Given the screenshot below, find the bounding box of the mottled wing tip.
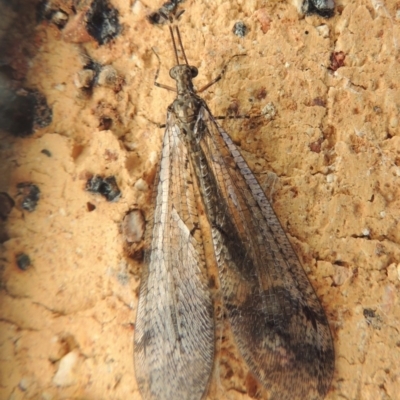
[293,0,335,18]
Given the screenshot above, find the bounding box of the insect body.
[134,23,334,400]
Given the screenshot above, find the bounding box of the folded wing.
[197,106,334,400]
[134,113,214,400]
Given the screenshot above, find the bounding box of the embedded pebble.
[122,209,145,243]
[52,350,80,387]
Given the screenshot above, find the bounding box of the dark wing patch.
[194,106,334,400]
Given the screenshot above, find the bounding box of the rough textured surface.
[0,0,399,399]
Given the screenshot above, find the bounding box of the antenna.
[175,26,189,65]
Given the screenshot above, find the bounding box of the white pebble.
[316,24,330,38]
[52,350,80,387]
[134,178,149,192]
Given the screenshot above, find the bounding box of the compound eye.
[169,66,178,79]
[190,66,198,78]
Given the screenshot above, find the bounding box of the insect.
[134,16,334,400]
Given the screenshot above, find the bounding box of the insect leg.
[197,54,246,93]
[151,47,176,92]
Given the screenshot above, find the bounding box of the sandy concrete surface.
[0,0,399,399]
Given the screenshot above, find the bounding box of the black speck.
[16,183,40,212]
[302,0,334,18]
[16,253,31,270]
[0,192,15,220]
[0,89,52,137]
[86,175,121,202]
[41,149,52,157]
[233,21,248,37]
[147,0,183,25]
[86,175,103,192]
[86,0,121,45]
[363,308,383,330]
[101,176,121,201]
